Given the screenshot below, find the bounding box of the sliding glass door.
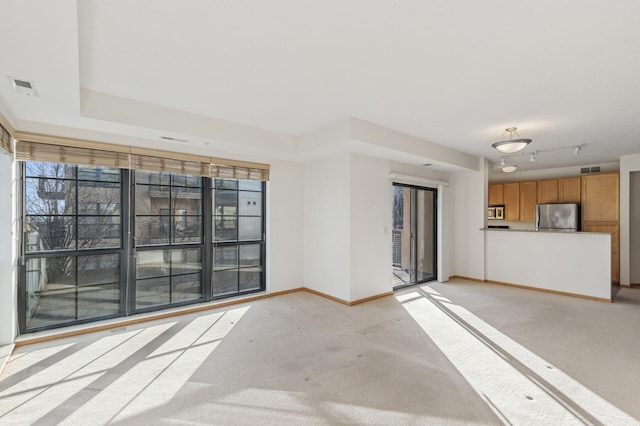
[392,184,436,288]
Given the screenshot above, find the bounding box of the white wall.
[0,154,16,345]
[303,154,351,301]
[267,160,304,293]
[303,152,455,302]
[620,153,640,286]
[631,172,640,284]
[349,154,393,301]
[452,159,488,280]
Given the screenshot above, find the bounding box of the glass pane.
[213,216,238,242]
[78,217,121,249]
[213,270,238,296]
[238,216,262,241]
[136,250,171,279]
[214,179,237,190]
[136,277,170,309]
[78,166,120,182]
[171,216,202,244]
[25,256,76,329]
[213,246,238,271]
[26,162,75,179]
[135,216,170,246]
[26,215,75,251]
[214,190,238,211]
[238,191,262,216]
[25,177,75,215]
[78,184,120,214]
[238,180,262,191]
[172,192,202,215]
[77,254,121,318]
[78,201,121,216]
[172,273,202,302]
[172,174,202,187]
[136,170,170,186]
[416,189,435,282]
[392,186,412,288]
[136,187,170,215]
[239,244,261,267]
[171,248,202,276]
[239,268,262,291]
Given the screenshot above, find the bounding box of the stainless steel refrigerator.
[536,203,580,232]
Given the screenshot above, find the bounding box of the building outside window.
[19,161,267,333]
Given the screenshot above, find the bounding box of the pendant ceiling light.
[499,155,518,173]
[492,127,532,154]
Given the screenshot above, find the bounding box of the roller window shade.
[130,153,210,176]
[14,132,270,180]
[15,141,129,168]
[210,164,270,181]
[1,124,12,154]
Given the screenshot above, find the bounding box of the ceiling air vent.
[8,76,39,97]
[161,136,188,143]
[581,167,590,174]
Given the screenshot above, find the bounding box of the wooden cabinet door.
[488,184,504,206]
[537,179,558,204]
[504,182,520,221]
[519,181,537,221]
[582,222,619,283]
[582,173,619,222]
[558,177,581,203]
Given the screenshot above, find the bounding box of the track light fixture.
[494,143,586,173]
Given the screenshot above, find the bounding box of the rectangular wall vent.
[581,166,602,174]
[8,76,39,97]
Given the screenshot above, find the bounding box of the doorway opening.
[392,184,437,289]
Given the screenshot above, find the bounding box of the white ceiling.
[1,0,639,175]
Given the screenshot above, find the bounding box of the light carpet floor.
[1,279,639,425]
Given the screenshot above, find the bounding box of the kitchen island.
[483,228,613,301]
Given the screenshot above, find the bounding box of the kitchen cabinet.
[519,181,537,221]
[581,172,620,283]
[488,183,504,206]
[582,222,619,283]
[581,173,619,222]
[504,182,520,221]
[558,177,581,203]
[537,179,558,204]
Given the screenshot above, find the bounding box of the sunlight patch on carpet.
[397,286,636,425]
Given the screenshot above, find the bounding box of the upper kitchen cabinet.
[558,177,581,203]
[581,172,620,222]
[519,181,538,221]
[537,179,558,204]
[488,183,504,206]
[504,182,520,221]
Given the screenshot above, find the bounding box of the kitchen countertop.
[480,228,612,235]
